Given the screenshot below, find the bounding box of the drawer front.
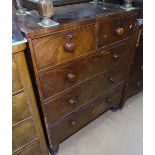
[13,92,31,125]
[13,140,43,155]
[13,118,37,152]
[98,15,136,47]
[12,59,23,93]
[91,83,123,118]
[40,42,131,100]
[45,65,125,124]
[49,83,123,145]
[32,25,96,70]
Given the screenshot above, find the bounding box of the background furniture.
[126,19,143,98]
[17,2,139,154]
[12,43,49,155]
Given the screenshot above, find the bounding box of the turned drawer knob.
[108,76,115,83]
[68,98,77,106]
[67,34,73,39]
[70,120,76,127]
[116,27,125,36]
[106,97,112,103]
[113,53,120,61]
[66,73,76,82]
[64,43,75,53]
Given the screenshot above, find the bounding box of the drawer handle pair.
[66,73,76,82]
[116,27,125,36]
[64,43,75,53]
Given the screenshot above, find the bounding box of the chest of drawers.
[126,19,143,98]
[18,2,139,154]
[12,43,48,155]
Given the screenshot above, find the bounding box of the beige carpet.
[56,92,143,155]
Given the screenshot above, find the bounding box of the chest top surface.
[18,2,139,38]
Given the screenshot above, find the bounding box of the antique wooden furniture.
[126,19,143,98]
[12,43,49,155]
[17,2,139,154]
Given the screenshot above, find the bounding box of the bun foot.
[49,145,59,155]
[111,105,119,112]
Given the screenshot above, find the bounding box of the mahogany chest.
[18,2,139,154]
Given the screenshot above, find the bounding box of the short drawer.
[98,15,136,47]
[44,65,125,124]
[13,118,37,152]
[32,25,96,70]
[13,140,43,155]
[40,42,131,100]
[49,83,123,145]
[12,92,31,125]
[12,59,23,93]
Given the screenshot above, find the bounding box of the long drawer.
[32,25,96,70]
[13,140,43,155]
[98,15,136,48]
[49,83,123,145]
[40,42,131,100]
[12,118,38,153]
[12,92,31,125]
[44,63,125,124]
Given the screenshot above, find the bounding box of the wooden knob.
[67,34,73,39]
[66,73,76,82]
[106,97,112,103]
[108,76,115,83]
[113,53,120,61]
[116,27,125,36]
[68,98,77,106]
[64,43,75,53]
[70,120,76,127]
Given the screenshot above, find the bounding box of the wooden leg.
[111,105,119,112]
[49,145,59,155]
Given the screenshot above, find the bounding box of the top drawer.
[32,25,96,70]
[98,15,136,48]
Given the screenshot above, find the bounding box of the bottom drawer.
[49,83,123,145]
[13,140,43,155]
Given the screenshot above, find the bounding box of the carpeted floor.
[56,92,143,155]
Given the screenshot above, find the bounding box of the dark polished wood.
[127,20,143,98]
[120,19,143,108]
[17,2,139,154]
[12,43,48,155]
